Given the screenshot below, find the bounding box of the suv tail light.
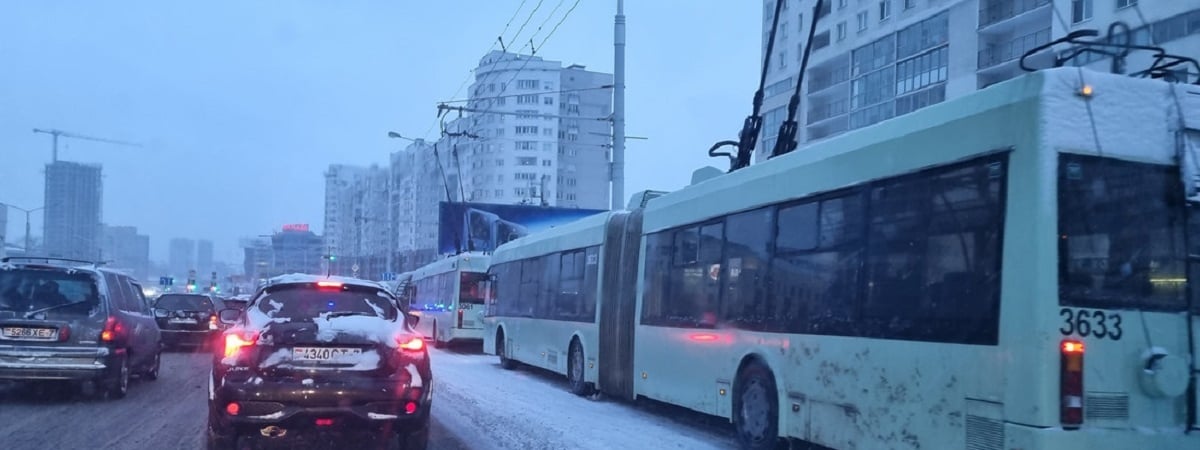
[224,332,258,358]
[398,336,425,352]
[1060,339,1085,428]
[100,316,125,344]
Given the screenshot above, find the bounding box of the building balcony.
[978,27,1051,70]
[978,0,1051,29]
[807,98,849,125]
[808,66,850,94]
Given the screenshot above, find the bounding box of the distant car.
[207,274,430,450]
[0,256,162,399]
[153,293,219,348]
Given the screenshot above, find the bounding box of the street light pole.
[1,203,46,254]
[612,0,627,210]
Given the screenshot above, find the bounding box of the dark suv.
[153,293,218,348]
[0,256,162,398]
[208,275,430,450]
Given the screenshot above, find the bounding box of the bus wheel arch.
[497,326,517,370]
[732,355,781,450]
[567,336,593,396]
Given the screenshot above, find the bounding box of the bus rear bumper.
[1006,422,1199,450]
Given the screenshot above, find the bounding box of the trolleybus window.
[774,193,864,335]
[1058,154,1186,311]
[720,207,775,330]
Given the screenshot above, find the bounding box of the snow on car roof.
[263,273,388,291]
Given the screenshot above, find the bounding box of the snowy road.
[0,346,736,449]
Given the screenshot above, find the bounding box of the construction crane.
[33,128,142,162]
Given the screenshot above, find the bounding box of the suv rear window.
[257,286,397,321]
[0,268,102,318]
[155,294,215,311]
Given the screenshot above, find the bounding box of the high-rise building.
[756,0,1200,159]
[197,239,214,276]
[168,237,196,277]
[323,164,390,277]
[268,228,323,276]
[459,51,613,209]
[43,161,102,260]
[101,225,150,281]
[390,138,457,272]
[240,237,272,281]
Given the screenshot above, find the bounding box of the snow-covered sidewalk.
[429,347,737,450]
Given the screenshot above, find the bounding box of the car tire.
[142,349,161,381]
[205,429,236,450]
[497,331,517,370]
[105,354,130,399]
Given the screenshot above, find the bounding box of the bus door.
[458,272,488,330]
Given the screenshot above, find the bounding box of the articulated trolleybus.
[485,68,1199,450]
[408,252,491,347]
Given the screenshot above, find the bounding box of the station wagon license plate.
[168,318,197,324]
[292,347,361,362]
[2,327,57,340]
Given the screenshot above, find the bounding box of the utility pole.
[612,0,627,210]
[1,204,46,254]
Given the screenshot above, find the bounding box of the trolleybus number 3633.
[1059,308,1123,341]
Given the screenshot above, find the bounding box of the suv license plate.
[292,347,362,361]
[168,318,197,324]
[2,327,58,340]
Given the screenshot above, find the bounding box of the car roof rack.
[1,256,105,269]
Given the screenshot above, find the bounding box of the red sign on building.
[282,223,309,232]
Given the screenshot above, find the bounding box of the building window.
[494,189,503,197]
[838,0,847,9]
[517,79,538,89]
[1071,0,1092,23]
[517,94,539,104]
[542,159,552,167]
[495,128,505,137]
[904,0,916,9]
[543,128,555,136]
[517,157,537,166]
[797,13,803,31]
[516,109,539,120]
[781,22,789,40]
[879,1,890,21]
[1116,0,1136,7]
[543,142,555,152]
[565,177,577,186]
[812,31,831,50]
[515,187,527,196]
[515,126,538,135]
[515,172,538,180]
[543,81,555,90]
[543,97,554,105]
[496,159,504,166]
[857,11,868,31]
[515,141,537,150]
[836,21,847,41]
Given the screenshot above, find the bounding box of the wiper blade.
[24,301,91,319]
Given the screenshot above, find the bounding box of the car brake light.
[399,337,424,352]
[1060,339,1085,428]
[100,316,123,343]
[404,401,418,415]
[316,281,343,290]
[315,418,334,426]
[224,332,258,358]
[226,402,240,415]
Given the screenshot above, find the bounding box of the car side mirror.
[218,308,240,324]
[406,314,420,328]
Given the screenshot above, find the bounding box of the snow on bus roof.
[641,68,1199,233]
[409,251,491,280]
[490,210,620,265]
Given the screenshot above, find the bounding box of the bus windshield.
[1058,154,1187,311]
[460,272,488,304]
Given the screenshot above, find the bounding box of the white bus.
[486,68,1199,449]
[408,252,491,347]
[482,210,634,394]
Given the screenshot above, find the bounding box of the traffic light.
[329,255,337,261]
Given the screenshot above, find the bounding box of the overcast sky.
[0,0,759,263]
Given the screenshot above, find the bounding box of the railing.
[808,65,851,93]
[807,98,850,125]
[978,0,1051,28]
[978,28,1052,69]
